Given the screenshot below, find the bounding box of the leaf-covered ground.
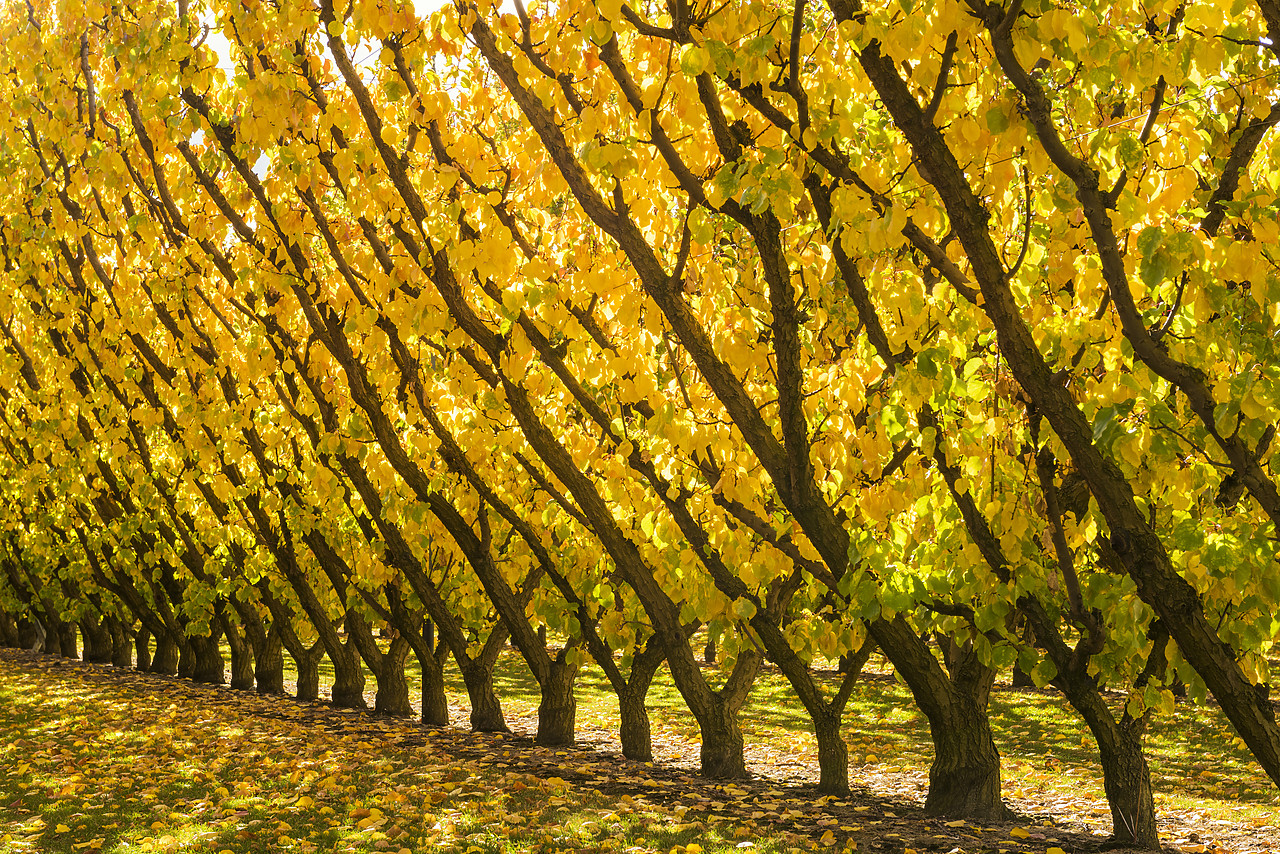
[1,650,1276,854]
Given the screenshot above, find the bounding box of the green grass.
[25,633,1279,851]
[269,637,1280,836]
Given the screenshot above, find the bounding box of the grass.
[0,653,802,854]
[277,637,1280,837]
[4,637,1277,853]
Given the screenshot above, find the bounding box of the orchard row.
[0,0,1278,847]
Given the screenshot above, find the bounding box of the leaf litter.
[1,650,1276,854]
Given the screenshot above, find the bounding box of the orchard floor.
[0,650,1277,854]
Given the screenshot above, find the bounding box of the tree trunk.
[697,696,747,778]
[925,694,1005,818]
[329,643,368,709]
[256,624,286,695]
[0,612,21,647]
[135,627,152,671]
[460,659,508,732]
[419,625,450,727]
[374,636,413,716]
[618,687,654,762]
[1053,663,1161,849]
[814,708,850,796]
[296,648,321,702]
[40,618,61,656]
[189,633,226,685]
[177,638,193,677]
[150,632,179,675]
[536,659,577,746]
[225,621,256,690]
[17,616,41,651]
[923,649,1005,819]
[80,617,113,663]
[57,622,78,659]
[1097,720,1160,848]
[872,618,1007,819]
[108,622,133,665]
[107,617,133,668]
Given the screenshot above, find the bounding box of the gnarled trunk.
[80,617,113,663]
[107,617,133,668]
[225,621,256,690]
[1052,658,1160,849]
[814,709,849,796]
[134,627,152,670]
[924,692,1005,818]
[57,622,78,659]
[697,696,747,778]
[872,618,1006,819]
[150,632,179,675]
[255,623,286,695]
[0,612,19,647]
[536,660,577,746]
[329,642,367,709]
[189,633,226,685]
[618,687,653,762]
[1097,720,1159,848]
[460,658,508,732]
[295,649,321,702]
[373,636,412,716]
[418,626,450,727]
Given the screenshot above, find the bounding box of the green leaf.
[985,106,1009,134]
[680,44,710,76]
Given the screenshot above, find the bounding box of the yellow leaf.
[819,830,836,846]
[56,825,71,833]
[1009,828,1030,838]
[1047,849,1068,854]
[945,820,965,827]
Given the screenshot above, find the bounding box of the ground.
[0,649,1276,853]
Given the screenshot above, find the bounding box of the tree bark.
[135,627,152,671]
[697,694,748,778]
[460,658,508,732]
[874,618,1007,819]
[189,632,226,685]
[373,635,413,716]
[150,632,179,675]
[106,617,133,668]
[295,648,321,702]
[618,686,654,762]
[0,612,19,647]
[329,641,368,709]
[1096,719,1160,848]
[536,659,578,746]
[924,687,1005,818]
[814,707,849,796]
[45,619,66,657]
[80,616,113,663]
[256,623,286,695]
[17,616,42,651]
[419,623,451,727]
[224,619,256,690]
